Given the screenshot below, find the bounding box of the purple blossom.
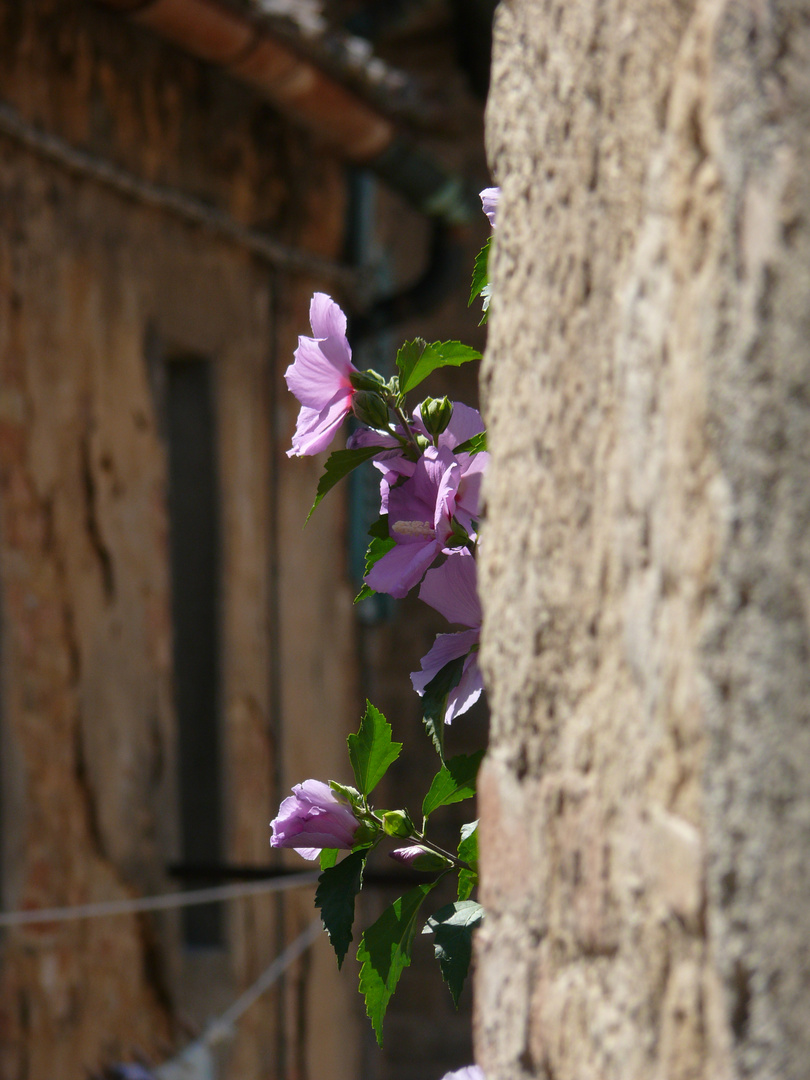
[411,629,482,723]
[417,402,488,526]
[480,186,500,227]
[350,402,488,530]
[362,404,489,600]
[365,446,465,599]
[420,550,481,627]
[381,403,488,522]
[285,293,357,457]
[440,1068,485,1080]
[270,780,361,860]
[388,845,450,872]
[345,427,401,452]
[411,553,483,724]
[389,844,430,866]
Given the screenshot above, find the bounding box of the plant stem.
[417,834,471,871]
[390,400,422,456]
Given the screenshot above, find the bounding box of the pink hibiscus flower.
[411,552,483,724]
[285,293,357,457]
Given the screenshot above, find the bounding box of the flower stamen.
[392,520,436,539]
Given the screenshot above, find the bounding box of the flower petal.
[411,628,480,695]
[480,186,500,227]
[419,552,481,627]
[441,1067,486,1080]
[309,292,348,341]
[442,402,485,449]
[285,336,352,410]
[287,390,354,457]
[445,654,484,723]
[365,537,439,598]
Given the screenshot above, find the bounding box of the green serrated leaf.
[396,339,482,397]
[422,900,485,1007]
[457,867,478,902]
[458,821,479,865]
[457,821,479,901]
[354,533,396,604]
[422,710,445,761]
[315,849,367,968]
[421,654,467,761]
[306,446,387,524]
[358,883,437,1044]
[347,701,402,797]
[394,339,427,392]
[320,848,339,871]
[422,752,484,820]
[367,514,390,540]
[469,237,491,307]
[454,431,487,456]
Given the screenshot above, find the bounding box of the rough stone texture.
[478,2,810,1078]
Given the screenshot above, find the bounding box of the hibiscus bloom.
[440,1068,485,1080]
[270,780,362,860]
[369,402,489,523]
[365,446,466,599]
[285,293,357,457]
[480,186,500,227]
[413,402,488,533]
[411,552,483,724]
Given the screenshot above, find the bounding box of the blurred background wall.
[0,1,492,1077]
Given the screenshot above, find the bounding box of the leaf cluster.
[305,340,481,524]
[312,704,484,1044]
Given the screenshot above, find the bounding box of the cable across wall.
[0,100,358,287]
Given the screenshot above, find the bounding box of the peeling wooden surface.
[0,1,357,1076]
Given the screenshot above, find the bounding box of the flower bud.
[420,396,454,437]
[351,391,391,429]
[389,845,452,872]
[382,809,417,839]
[349,368,388,393]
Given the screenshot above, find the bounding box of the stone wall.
[477,2,810,1078]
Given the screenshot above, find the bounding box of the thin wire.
[207,918,322,1041]
[0,101,357,288]
[0,871,318,928]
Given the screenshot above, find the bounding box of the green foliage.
[358,883,438,1044]
[355,531,396,604]
[454,431,487,456]
[422,752,484,820]
[396,339,482,397]
[329,780,363,808]
[347,702,402,797]
[423,900,484,1007]
[421,654,467,761]
[457,821,479,901]
[367,514,391,540]
[306,446,387,523]
[320,848,339,871]
[315,849,367,968]
[469,237,491,316]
